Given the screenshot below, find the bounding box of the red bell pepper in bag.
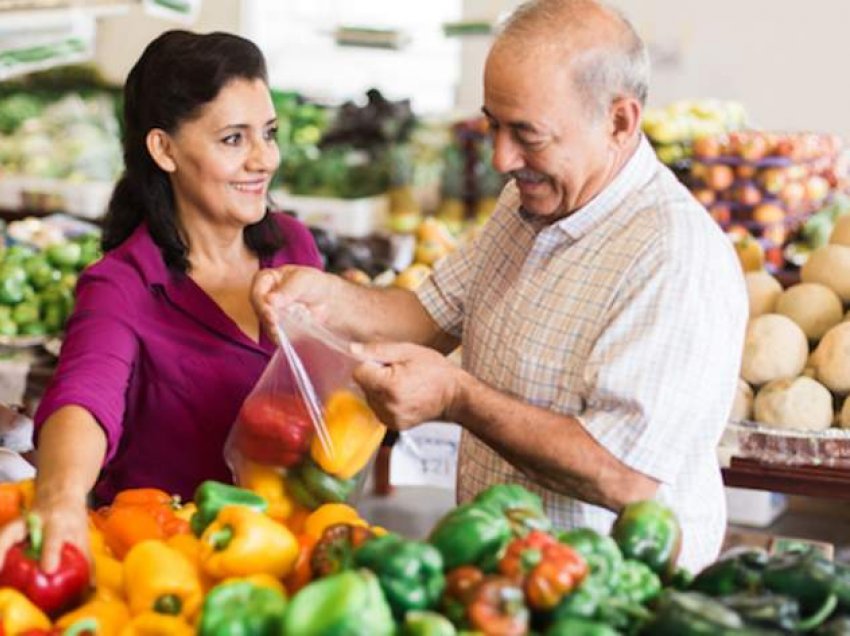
[233,393,314,467]
[0,514,90,616]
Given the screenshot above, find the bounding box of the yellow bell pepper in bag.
[199,505,298,580]
[123,540,203,620]
[239,461,294,521]
[310,390,386,479]
[118,611,194,636]
[57,596,130,635]
[0,588,51,633]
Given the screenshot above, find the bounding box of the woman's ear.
[146,128,177,173]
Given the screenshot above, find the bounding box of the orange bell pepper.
[118,611,194,636]
[0,479,33,527]
[56,596,130,635]
[283,533,316,595]
[93,489,190,559]
[310,390,386,479]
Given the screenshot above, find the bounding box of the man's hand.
[251,266,341,342]
[351,342,465,430]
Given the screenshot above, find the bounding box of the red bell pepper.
[233,393,314,467]
[498,529,588,610]
[0,514,90,617]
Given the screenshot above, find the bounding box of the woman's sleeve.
[34,265,138,463]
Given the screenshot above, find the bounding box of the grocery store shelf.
[0,2,131,30]
[723,457,850,500]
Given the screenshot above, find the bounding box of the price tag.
[390,422,461,490]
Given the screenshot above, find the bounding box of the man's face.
[483,44,615,220]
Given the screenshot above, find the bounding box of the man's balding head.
[493,0,649,120]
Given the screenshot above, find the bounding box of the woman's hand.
[0,493,90,573]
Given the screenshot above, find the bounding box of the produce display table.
[722,457,850,501]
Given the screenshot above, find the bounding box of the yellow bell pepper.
[165,533,215,592]
[118,611,194,636]
[199,505,298,580]
[94,553,126,601]
[310,390,386,479]
[239,461,294,521]
[303,503,367,540]
[57,596,130,635]
[172,502,197,525]
[123,540,203,621]
[89,516,110,558]
[0,587,51,633]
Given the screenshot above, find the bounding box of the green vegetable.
[558,527,623,583]
[197,579,287,636]
[287,457,357,510]
[642,590,747,635]
[546,616,620,636]
[190,480,268,536]
[353,533,445,618]
[428,484,550,572]
[762,548,836,615]
[401,610,457,636]
[690,549,768,597]
[282,569,394,636]
[45,242,81,269]
[611,500,681,581]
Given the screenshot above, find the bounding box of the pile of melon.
[739,215,850,432]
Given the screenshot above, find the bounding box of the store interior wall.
[460,0,850,141]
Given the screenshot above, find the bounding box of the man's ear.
[609,96,641,147]
[146,128,177,173]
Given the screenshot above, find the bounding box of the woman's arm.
[0,405,106,571]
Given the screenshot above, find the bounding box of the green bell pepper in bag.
[287,457,357,510]
[282,569,394,636]
[353,533,445,618]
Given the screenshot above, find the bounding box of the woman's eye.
[222,132,242,145]
[264,126,279,141]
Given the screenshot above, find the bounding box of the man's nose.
[490,129,523,174]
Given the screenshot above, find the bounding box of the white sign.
[390,422,460,490]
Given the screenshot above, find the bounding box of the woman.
[0,30,321,570]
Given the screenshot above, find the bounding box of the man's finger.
[352,358,393,389]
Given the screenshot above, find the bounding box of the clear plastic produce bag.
[225,304,387,509]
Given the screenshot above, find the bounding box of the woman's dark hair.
[102,30,282,271]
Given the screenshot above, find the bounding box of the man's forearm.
[34,406,107,506]
[447,371,658,512]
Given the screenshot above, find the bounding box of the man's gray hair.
[498,0,650,119]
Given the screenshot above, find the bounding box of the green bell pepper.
[401,610,457,636]
[718,591,836,633]
[190,480,268,536]
[283,569,394,636]
[831,561,850,613]
[762,548,837,615]
[642,590,747,635]
[546,616,620,636]
[613,559,662,605]
[552,571,652,633]
[690,549,768,597]
[198,580,287,636]
[353,533,445,619]
[287,457,357,510]
[611,500,681,581]
[816,617,850,635]
[429,484,550,572]
[558,527,623,583]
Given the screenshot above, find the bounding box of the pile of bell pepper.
[2,478,850,635]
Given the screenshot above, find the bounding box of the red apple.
[736,164,757,180]
[779,181,806,209]
[692,135,722,159]
[738,133,769,162]
[734,182,763,207]
[692,188,716,207]
[757,167,787,195]
[804,175,830,202]
[752,202,786,225]
[708,202,731,224]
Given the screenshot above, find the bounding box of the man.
[254,0,747,571]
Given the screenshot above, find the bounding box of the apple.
[761,223,788,247]
[752,203,786,225]
[692,188,716,207]
[738,133,769,162]
[804,175,830,202]
[736,164,757,180]
[779,181,806,209]
[734,182,763,207]
[708,202,731,224]
[692,135,722,159]
[705,164,736,191]
[757,167,787,195]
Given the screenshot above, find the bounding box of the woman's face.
[162,77,280,230]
